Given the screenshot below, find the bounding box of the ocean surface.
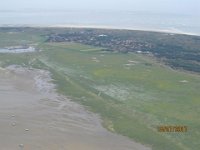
[0,10,199,35]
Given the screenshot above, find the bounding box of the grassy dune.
[0,29,199,150]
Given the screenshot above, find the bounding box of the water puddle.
[0,46,35,53]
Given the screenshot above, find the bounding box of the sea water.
[0,10,199,35]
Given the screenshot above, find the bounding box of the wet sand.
[43,25,199,36]
[0,66,151,150]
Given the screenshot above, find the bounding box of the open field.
[0,28,200,150]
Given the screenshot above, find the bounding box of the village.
[47,29,153,54]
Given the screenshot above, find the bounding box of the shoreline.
[50,24,199,36]
[0,24,199,36]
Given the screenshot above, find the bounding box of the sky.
[0,0,199,15]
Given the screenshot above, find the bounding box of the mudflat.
[0,66,150,150]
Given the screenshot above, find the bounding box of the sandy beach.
[0,66,151,150]
[3,24,197,36]
[47,24,199,36]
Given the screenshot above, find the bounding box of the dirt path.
[0,66,151,150]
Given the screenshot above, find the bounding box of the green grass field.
[0,29,199,150]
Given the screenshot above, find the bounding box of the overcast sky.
[0,0,199,15]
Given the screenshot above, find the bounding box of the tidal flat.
[0,66,150,150]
